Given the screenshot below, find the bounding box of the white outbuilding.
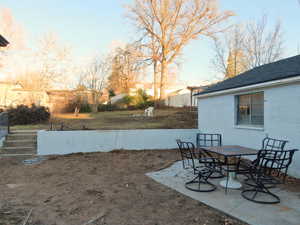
[195,55,300,178]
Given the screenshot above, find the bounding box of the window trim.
[235,91,264,128]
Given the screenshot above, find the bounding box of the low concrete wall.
[37,129,199,155]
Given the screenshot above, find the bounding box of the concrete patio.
[147,161,300,225]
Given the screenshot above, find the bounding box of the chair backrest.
[196,133,222,148]
[176,139,197,169]
[262,137,288,151]
[255,149,298,177]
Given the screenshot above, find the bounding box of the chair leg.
[182,159,185,169]
[241,182,280,204]
[209,164,225,179]
[225,165,229,194]
[185,172,216,192]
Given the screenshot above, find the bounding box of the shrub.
[8,104,50,125]
[132,89,154,109]
[97,103,118,112]
[108,89,116,99]
[122,95,134,106]
[80,103,92,113]
[98,90,155,111]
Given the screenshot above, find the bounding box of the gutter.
[196,76,300,99]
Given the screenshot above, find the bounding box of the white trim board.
[197,76,300,99]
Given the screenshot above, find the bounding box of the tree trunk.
[159,59,167,101]
[153,60,158,101]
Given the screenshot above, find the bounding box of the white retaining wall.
[38,129,199,155]
[197,82,300,178]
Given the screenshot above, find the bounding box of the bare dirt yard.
[0,150,247,225]
[11,108,197,131]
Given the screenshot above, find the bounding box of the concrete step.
[3,139,36,148]
[10,130,38,135]
[0,153,37,157]
[6,133,37,141]
[0,146,36,155]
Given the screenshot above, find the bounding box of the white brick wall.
[38,129,199,155]
[197,82,300,178]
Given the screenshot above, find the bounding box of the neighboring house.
[0,83,101,113]
[129,82,154,96]
[129,82,191,99]
[110,94,127,105]
[165,86,206,107]
[0,81,23,108]
[195,55,300,178]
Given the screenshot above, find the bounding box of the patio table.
[200,145,258,189]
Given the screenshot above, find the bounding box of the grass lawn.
[11,108,197,131]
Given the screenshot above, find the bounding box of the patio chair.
[262,137,288,151]
[144,107,154,117]
[176,139,197,170]
[241,137,289,186]
[241,149,298,204]
[177,140,216,192]
[196,133,224,179]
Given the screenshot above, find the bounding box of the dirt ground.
[0,150,247,225]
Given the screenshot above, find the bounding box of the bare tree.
[107,43,145,94]
[138,34,161,100]
[0,7,26,72]
[35,32,72,89]
[79,55,111,109]
[244,16,283,69]
[0,7,26,51]
[3,32,74,90]
[212,16,284,78]
[80,56,110,91]
[212,25,246,78]
[127,0,233,100]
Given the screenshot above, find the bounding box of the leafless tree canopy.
[127,0,233,99]
[212,25,246,78]
[1,32,73,90]
[107,43,146,94]
[212,16,284,78]
[35,33,72,89]
[244,17,283,68]
[0,7,26,51]
[79,55,111,92]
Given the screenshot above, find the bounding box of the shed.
[195,55,300,178]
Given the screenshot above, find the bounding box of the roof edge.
[196,75,300,99]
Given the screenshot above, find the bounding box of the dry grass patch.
[11,108,197,131]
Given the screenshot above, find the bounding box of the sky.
[0,0,300,86]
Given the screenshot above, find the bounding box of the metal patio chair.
[241,137,289,186]
[262,137,288,151]
[177,140,216,192]
[196,133,224,179]
[176,139,197,170]
[241,149,298,204]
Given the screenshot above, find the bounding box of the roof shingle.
[196,55,300,96]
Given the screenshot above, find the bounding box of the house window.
[236,92,264,127]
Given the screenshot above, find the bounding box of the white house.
[195,55,300,178]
